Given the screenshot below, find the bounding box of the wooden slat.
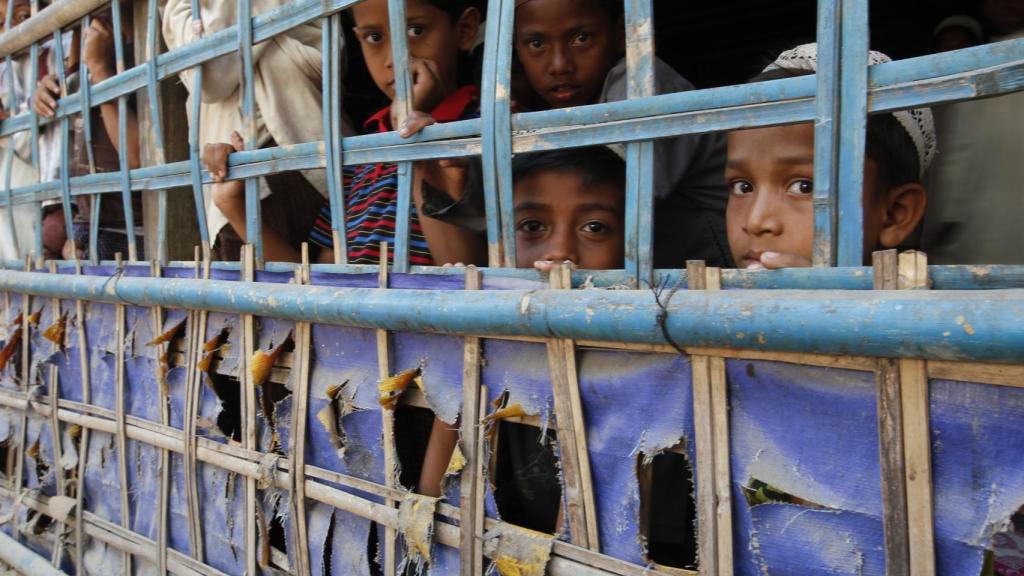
[376,242,397,576]
[113,254,133,572]
[288,246,313,576]
[240,245,259,575]
[71,257,92,573]
[182,251,207,561]
[45,261,67,568]
[926,361,1024,388]
[459,267,483,576]
[546,263,599,549]
[150,259,171,575]
[687,261,717,575]
[704,268,733,575]
[873,249,910,576]
[899,252,935,575]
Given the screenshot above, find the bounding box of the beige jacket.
[163,0,349,239]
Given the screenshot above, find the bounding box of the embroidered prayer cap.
[764,43,937,177]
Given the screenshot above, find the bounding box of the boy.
[203,0,485,266]
[417,147,625,509]
[511,0,729,268]
[726,44,934,269]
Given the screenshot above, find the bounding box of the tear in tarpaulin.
[397,492,440,573]
[378,367,422,410]
[482,523,554,576]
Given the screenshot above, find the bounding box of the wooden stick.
[459,267,483,576]
[240,244,259,575]
[375,242,397,576]
[150,259,170,575]
[13,255,32,546]
[473,386,488,572]
[288,244,312,576]
[872,249,910,576]
[113,253,133,573]
[898,251,935,575]
[181,248,207,561]
[686,261,717,576]
[545,263,599,549]
[45,260,67,568]
[703,267,733,575]
[71,257,92,574]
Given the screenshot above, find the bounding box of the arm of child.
[203,131,303,263]
[417,417,459,497]
[83,18,141,169]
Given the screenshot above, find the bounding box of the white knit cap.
[764,43,937,178]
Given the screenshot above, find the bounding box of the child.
[203,0,486,266]
[34,8,144,260]
[726,44,935,269]
[511,0,729,268]
[417,147,624,513]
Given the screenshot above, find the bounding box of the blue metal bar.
[187,0,210,257]
[110,0,137,260]
[387,0,412,272]
[1,0,18,256]
[0,54,1022,212]
[487,0,515,267]
[623,0,656,284]
[812,0,840,266]
[238,0,260,264]
[146,0,167,263]
[477,0,505,266]
[835,0,868,267]
[52,29,74,257]
[322,14,347,264]
[3,269,1023,362]
[78,14,100,263]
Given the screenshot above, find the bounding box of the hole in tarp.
[322,510,336,575]
[27,510,53,535]
[983,504,1024,576]
[394,405,436,491]
[369,520,383,576]
[268,496,289,569]
[258,334,295,454]
[492,421,562,534]
[742,477,827,509]
[638,449,697,570]
[207,371,242,442]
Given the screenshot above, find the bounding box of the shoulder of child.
[597,56,697,104]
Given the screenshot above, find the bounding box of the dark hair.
[426,0,486,20]
[750,67,920,192]
[512,146,626,191]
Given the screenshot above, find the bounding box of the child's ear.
[878,182,927,248]
[455,7,482,52]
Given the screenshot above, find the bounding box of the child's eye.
[526,39,544,50]
[729,180,754,195]
[581,221,610,235]
[787,180,814,195]
[407,25,425,38]
[363,32,384,44]
[516,219,545,234]
[571,32,592,45]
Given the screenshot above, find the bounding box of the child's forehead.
[728,123,816,152]
[352,0,442,25]
[515,0,614,26]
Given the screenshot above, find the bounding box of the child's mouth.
[548,84,581,103]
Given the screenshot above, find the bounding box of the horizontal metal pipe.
[0,530,68,576]
[0,0,107,56]
[1,269,1022,362]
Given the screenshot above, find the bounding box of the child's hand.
[534,259,576,274]
[748,251,812,269]
[391,58,445,129]
[203,131,246,213]
[34,74,61,117]
[83,18,116,79]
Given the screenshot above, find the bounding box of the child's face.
[0,0,31,32]
[352,0,478,104]
[514,0,621,109]
[514,170,624,270]
[726,123,925,268]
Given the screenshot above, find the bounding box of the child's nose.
[744,193,783,237]
[541,233,578,265]
[549,45,574,75]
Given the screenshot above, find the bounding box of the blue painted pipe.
[1,269,1022,362]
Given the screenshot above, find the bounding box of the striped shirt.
[310,86,480,265]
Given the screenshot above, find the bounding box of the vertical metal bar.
[146,0,167,263]
[494,0,515,267]
[321,14,347,264]
[27,0,40,180]
[238,0,261,264]
[478,0,509,266]
[110,0,138,261]
[813,0,841,267]
[387,0,412,272]
[78,14,101,263]
[624,0,655,284]
[1,0,18,257]
[186,0,210,258]
[51,29,75,258]
[835,0,868,267]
